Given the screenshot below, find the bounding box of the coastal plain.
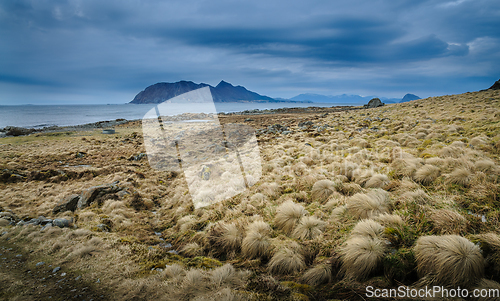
[1,89,500,300]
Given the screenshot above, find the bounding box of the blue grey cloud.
[0,0,498,104]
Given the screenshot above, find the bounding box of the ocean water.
[0,102,340,128]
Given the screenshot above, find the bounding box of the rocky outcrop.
[364,98,385,109]
[77,181,123,209]
[1,126,36,137]
[53,194,80,214]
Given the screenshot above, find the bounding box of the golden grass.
[267,245,306,275]
[345,189,391,219]
[300,263,332,286]
[274,201,306,235]
[292,216,325,240]
[340,236,387,281]
[414,235,484,287]
[429,209,467,235]
[242,221,272,259]
[311,179,337,203]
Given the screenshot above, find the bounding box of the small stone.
[41,223,53,231]
[36,262,45,267]
[95,223,110,232]
[61,272,66,276]
[75,275,81,281]
[52,267,61,273]
[53,218,71,228]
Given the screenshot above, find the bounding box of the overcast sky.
[0,0,499,104]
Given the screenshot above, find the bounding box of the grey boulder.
[364,98,385,109]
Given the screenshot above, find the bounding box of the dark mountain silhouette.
[400,93,421,103]
[130,80,278,104]
[489,79,500,90]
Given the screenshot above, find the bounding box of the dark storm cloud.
[0,0,498,104]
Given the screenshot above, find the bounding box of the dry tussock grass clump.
[267,245,306,275]
[374,213,404,227]
[472,232,500,277]
[351,138,370,148]
[323,196,345,212]
[475,159,498,174]
[163,263,185,278]
[209,222,243,254]
[180,242,203,257]
[446,168,474,187]
[292,216,325,240]
[249,193,267,207]
[473,279,500,301]
[311,179,337,203]
[414,235,484,287]
[260,182,282,199]
[353,169,374,187]
[66,244,97,259]
[176,215,199,233]
[77,211,97,223]
[429,209,468,235]
[340,236,387,281]
[338,182,363,196]
[338,161,359,181]
[300,263,332,286]
[65,228,91,240]
[364,174,390,188]
[391,158,422,178]
[425,156,445,167]
[350,219,385,239]
[210,263,250,290]
[345,189,390,219]
[295,174,318,191]
[470,135,489,147]
[439,145,466,158]
[414,164,441,185]
[274,201,306,235]
[242,221,272,259]
[174,269,210,300]
[401,189,432,206]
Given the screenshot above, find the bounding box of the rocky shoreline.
[0,104,367,138]
[0,118,131,138]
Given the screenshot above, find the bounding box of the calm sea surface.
[0,103,342,128]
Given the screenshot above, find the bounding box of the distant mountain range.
[290,93,420,104]
[130,80,419,105]
[130,80,309,104]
